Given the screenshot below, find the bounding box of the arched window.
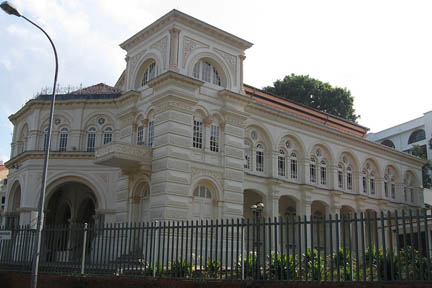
[338,164,344,189]
[141,61,158,86]
[193,118,203,149]
[87,127,97,152]
[320,160,327,185]
[137,125,144,145]
[192,184,214,219]
[384,176,389,198]
[381,139,395,148]
[193,185,212,199]
[43,127,49,151]
[347,167,353,191]
[193,60,221,86]
[310,158,317,183]
[278,149,286,177]
[210,124,220,152]
[244,140,251,170]
[370,172,375,195]
[59,128,68,152]
[103,127,113,144]
[362,170,367,194]
[256,144,264,172]
[147,119,155,148]
[391,177,396,199]
[290,152,298,180]
[408,129,426,144]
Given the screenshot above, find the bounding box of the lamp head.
[1,1,21,17]
[250,204,257,210]
[256,202,264,210]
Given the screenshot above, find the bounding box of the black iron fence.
[1,209,432,281]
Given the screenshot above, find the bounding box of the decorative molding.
[129,49,148,73]
[214,48,237,85]
[155,101,194,114]
[182,36,209,68]
[191,167,223,184]
[150,36,169,69]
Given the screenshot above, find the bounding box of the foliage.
[263,74,359,122]
[331,248,353,280]
[411,144,432,188]
[205,258,221,278]
[169,258,191,277]
[268,253,298,280]
[363,245,431,280]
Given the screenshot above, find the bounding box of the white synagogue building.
[2,10,424,228]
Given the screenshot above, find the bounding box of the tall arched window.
[391,177,396,199]
[210,124,220,152]
[384,175,389,198]
[244,140,251,170]
[43,127,49,151]
[137,125,144,145]
[59,128,68,152]
[141,61,158,86]
[290,152,298,180]
[87,127,97,152]
[193,60,221,86]
[278,149,286,177]
[256,144,264,172]
[370,172,375,195]
[347,167,353,191]
[338,164,344,189]
[362,170,367,194]
[320,160,327,185]
[310,158,317,183]
[193,118,203,149]
[103,127,113,144]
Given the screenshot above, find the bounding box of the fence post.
[153,221,159,278]
[81,223,88,275]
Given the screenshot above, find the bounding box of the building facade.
[368,111,432,206]
[2,10,424,229]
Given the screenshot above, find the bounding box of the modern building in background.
[368,111,432,207]
[2,10,424,230]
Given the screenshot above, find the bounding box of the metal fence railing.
[1,209,432,281]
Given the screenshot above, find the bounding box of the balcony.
[94,142,152,170]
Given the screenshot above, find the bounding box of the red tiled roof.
[243,84,369,138]
[71,83,121,95]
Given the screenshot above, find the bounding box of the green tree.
[411,144,432,189]
[263,74,359,122]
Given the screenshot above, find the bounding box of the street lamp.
[1,2,58,288]
[250,202,264,279]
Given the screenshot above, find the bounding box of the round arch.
[81,111,117,131]
[132,51,163,90]
[275,132,306,156]
[307,142,335,164]
[186,50,232,89]
[45,174,106,211]
[7,180,21,213]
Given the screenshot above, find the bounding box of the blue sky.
[1,0,431,162]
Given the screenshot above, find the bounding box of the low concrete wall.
[1,272,432,288]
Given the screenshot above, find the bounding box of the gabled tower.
[114,10,253,221]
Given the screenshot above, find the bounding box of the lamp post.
[1,2,58,288]
[250,202,264,279]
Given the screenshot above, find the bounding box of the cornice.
[5,151,95,168]
[246,102,424,167]
[148,70,203,91]
[120,10,253,52]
